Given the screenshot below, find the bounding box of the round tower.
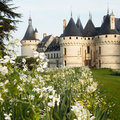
[96,13,120,69]
[21,17,40,57]
[60,17,83,67]
[82,15,96,68]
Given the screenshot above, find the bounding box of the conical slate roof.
[22,17,36,40]
[99,14,118,35]
[82,19,96,37]
[76,18,83,35]
[62,17,81,37]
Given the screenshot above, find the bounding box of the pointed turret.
[22,17,36,40]
[62,17,81,37]
[82,17,96,37]
[99,14,118,35]
[76,17,83,35]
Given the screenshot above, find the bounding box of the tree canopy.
[0,0,21,55]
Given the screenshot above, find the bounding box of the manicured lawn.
[92,69,120,120]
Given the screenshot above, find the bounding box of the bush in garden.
[0,40,109,120]
[111,69,120,76]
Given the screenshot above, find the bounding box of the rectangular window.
[64,60,67,66]
[54,53,55,58]
[99,47,101,54]
[48,62,50,68]
[87,46,90,54]
[99,60,101,68]
[51,54,53,58]
[48,54,49,59]
[57,53,58,58]
[64,48,66,55]
[56,60,59,67]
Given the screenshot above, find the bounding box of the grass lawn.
[92,69,120,120]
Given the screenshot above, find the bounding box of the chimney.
[110,12,115,30]
[63,19,66,32]
[43,33,47,38]
[34,28,39,39]
[56,36,59,43]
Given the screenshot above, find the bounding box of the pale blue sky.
[12,0,120,55]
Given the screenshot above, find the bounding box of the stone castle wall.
[21,40,40,57]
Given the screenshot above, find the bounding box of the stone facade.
[21,13,120,69]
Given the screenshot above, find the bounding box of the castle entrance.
[85,60,91,67]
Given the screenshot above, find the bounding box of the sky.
[11,0,120,55]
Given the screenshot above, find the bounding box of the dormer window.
[76,37,78,39]
[69,37,71,39]
[105,35,108,38]
[114,35,116,38]
[88,38,90,40]
[63,37,65,40]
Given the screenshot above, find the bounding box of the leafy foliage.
[0,0,21,55]
[0,41,109,119]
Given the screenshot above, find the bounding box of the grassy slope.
[92,69,120,120]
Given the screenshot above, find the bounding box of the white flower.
[34,51,39,58]
[23,65,28,71]
[48,102,54,107]
[3,88,8,93]
[43,62,48,69]
[10,60,15,64]
[22,58,26,64]
[0,66,8,75]
[39,52,46,60]
[17,85,23,91]
[4,113,12,120]
[4,80,9,85]
[71,102,91,120]
[29,95,35,100]
[0,93,3,101]
[4,55,10,60]
[37,67,44,72]
[86,82,98,93]
[0,82,4,86]
[90,116,95,120]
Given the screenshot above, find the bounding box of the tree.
[0,0,21,55]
